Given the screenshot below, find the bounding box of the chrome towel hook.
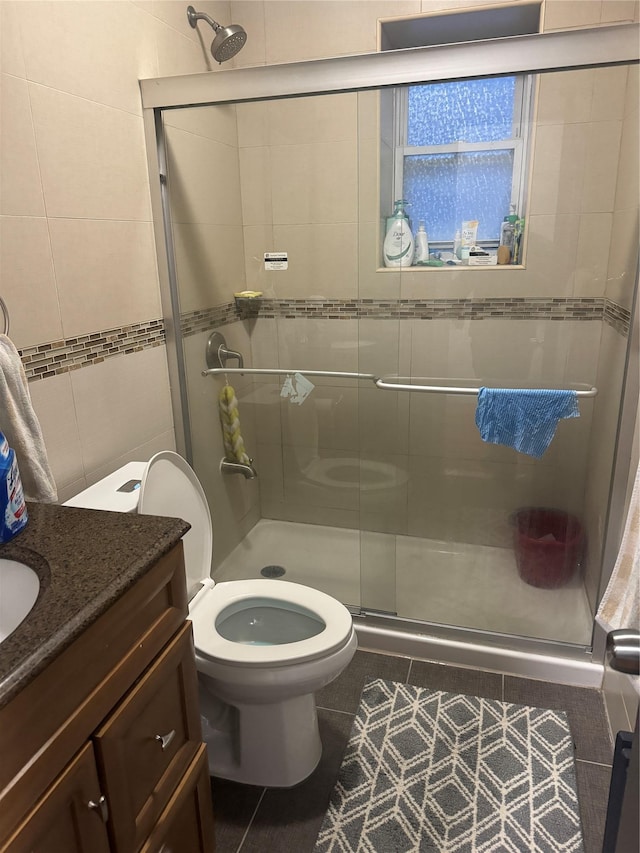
[0,297,9,336]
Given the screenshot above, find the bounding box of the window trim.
[392,74,535,245]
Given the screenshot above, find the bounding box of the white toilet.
[65,451,357,787]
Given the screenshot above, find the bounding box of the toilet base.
[199,681,323,787]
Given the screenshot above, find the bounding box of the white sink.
[0,558,40,643]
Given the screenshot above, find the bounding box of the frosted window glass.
[404,151,514,242]
[407,78,516,145]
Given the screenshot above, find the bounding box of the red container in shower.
[512,508,584,589]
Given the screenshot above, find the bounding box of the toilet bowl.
[65,452,357,788]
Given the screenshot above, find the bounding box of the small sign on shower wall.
[264,252,288,270]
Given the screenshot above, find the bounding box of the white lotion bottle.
[383,200,415,267]
[414,221,430,264]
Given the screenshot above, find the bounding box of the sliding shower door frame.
[141,23,639,674]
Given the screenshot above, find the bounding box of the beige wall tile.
[543,0,602,30]
[283,446,360,511]
[152,12,220,76]
[1,74,45,216]
[86,429,177,488]
[0,216,62,348]
[535,70,594,126]
[270,223,359,299]
[614,107,640,212]
[242,224,276,293]
[239,146,273,226]
[49,219,161,338]
[599,0,639,23]
[70,346,173,475]
[523,214,580,295]
[277,318,360,378]
[19,1,157,116]
[167,126,242,225]
[591,66,628,121]
[359,388,410,455]
[228,0,267,68]
[164,103,239,147]
[358,222,401,300]
[606,207,639,307]
[29,84,152,221]
[133,0,232,41]
[270,140,358,225]
[237,101,270,148]
[29,372,83,492]
[1,2,26,77]
[173,222,246,312]
[529,123,588,215]
[280,385,360,452]
[574,212,613,297]
[581,120,623,213]
[263,0,419,63]
[267,93,358,146]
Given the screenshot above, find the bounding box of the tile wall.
[1,0,637,660]
[1,0,236,501]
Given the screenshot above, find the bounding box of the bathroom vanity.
[0,503,215,852]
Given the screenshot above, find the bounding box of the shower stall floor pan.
[213,519,593,648]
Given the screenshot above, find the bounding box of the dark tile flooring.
[210,650,614,853]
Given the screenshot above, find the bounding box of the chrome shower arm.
[187,6,222,32]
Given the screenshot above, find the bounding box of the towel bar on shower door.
[202,366,598,398]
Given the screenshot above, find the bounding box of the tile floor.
[210,650,614,853]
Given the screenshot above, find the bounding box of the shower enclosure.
[141,23,639,674]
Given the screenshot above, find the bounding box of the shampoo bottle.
[0,431,27,543]
[414,221,430,264]
[383,200,415,268]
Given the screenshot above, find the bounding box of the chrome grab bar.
[202,366,598,398]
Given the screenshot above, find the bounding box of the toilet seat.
[139,451,213,596]
[139,452,353,667]
[190,579,354,667]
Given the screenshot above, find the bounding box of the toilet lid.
[139,451,213,594]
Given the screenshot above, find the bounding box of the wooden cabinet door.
[94,622,203,853]
[1,743,110,853]
[139,744,215,853]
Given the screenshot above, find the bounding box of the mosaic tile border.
[20,319,165,382]
[18,297,630,382]
[181,296,629,331]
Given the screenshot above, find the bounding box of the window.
[392,75,533,248]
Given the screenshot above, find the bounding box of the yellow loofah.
[218,384,251,465]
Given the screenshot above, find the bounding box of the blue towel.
[475,388,580,458]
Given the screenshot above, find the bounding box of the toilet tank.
[64,462,146,513]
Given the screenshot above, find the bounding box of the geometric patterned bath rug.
[314,678,584,853]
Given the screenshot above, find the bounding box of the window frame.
[392,74,535,248]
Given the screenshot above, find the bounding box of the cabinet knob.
[87,794,109,823]
[155,729,176,751]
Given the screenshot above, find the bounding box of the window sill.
[375,264,525,272]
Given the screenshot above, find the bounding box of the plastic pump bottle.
[414,221,430,265]
[383,200,415,268]
[499,204,519,260]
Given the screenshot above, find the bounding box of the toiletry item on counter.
[498,205,519,264]
[453,229,462,260]
[468,247,498,266]
[460,220,479,263]
[0,430,27,542]
[414,221,430,264]
[383,200,415,267]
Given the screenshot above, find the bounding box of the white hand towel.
[0,334,57,502]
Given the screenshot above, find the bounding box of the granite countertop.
[0,502,189,710]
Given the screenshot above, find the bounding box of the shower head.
[187,5,247,63]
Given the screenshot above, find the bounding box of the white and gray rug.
[315,678,584,852]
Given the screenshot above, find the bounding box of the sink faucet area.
[0,559,40,643]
